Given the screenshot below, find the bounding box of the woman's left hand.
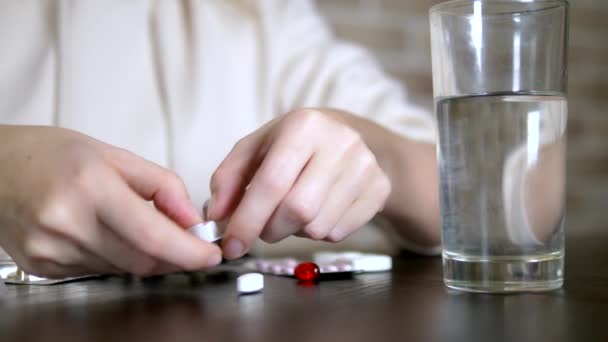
[206,109,391,259]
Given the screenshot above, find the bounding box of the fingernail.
[207,193,216,219]
[223,238,246,259]
[190,203,203,223]
[207,253,223,267]
[202,199,210,221]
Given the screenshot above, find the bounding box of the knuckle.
[350,150,379,183]
[284,197,319,224]
[36,194,75,235]
[287,109,325,130]
[358,152,378,177]
[257,173,287,199]
[356,146,377,171]
[70,160,105,196]
[325,230,346,243]
[21,235,83,274]
[161,169,185,191]
[291,108,322,121]
[302,223,328,241]
[338,125,362,147]
[22,237,52,263]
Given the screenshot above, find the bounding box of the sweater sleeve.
[260,0,436,143]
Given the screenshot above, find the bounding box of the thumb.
[104,147,202,228]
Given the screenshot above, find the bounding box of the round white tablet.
[237,273,264,294]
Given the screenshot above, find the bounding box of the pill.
[294,262,320,282]
[325,265,339,273]
[285,266,295,275]
[188,221,223,243]
[256,260,270,268]
[338,264,354,272]
[271,264,283,275]
[284,258,298,267]
[237,273,264,294]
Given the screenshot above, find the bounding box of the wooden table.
[1,233,607,342]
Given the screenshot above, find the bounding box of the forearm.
[328,109,441,247]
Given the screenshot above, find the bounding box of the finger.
[78,219,169,276]
[324,173,391,243]
[292,176,362,241]
[105,147,201,227]
[149,262,182,276]
[221,132,315,259]
[97,174,223,271]
[25,260,95,279]
[34,178,166,277]
[260,149,343,243]
[22,231,119,277]
[207,120,278,221]
[293,146,379,240]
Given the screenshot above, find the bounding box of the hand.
[207,109,392,259]
[0,126,222,278]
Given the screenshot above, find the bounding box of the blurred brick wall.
[316,0,608,234]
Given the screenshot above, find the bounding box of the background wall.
[315,0,608,235]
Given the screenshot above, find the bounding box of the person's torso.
[0,0,275,207]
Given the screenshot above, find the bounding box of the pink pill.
[256,261,271,273]
[338,264,354,272]
[284,259,298,267]
[325,265,339,273]
[271,265,283,274]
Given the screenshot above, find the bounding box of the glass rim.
[430,0,569,16]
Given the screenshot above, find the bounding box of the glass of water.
[430,0,569,292]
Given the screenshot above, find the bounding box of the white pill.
[352,254,392,272]
[237,273,264,294]
[188,221,223,243]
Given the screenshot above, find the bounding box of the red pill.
[294,262,320,282]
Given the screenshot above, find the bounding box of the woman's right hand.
[0,125,222,278]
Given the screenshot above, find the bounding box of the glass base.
[443,252,564,293]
